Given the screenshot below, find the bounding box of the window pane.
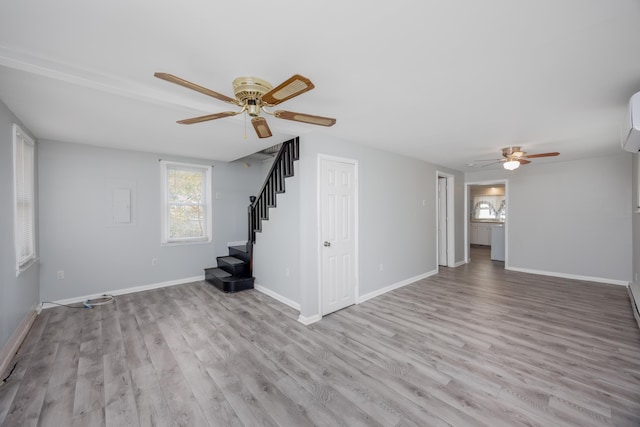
[14,124,36,269]
[476,208,494,219]
[168,168,204,204]
[169,205,206,239]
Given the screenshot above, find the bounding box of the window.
[473,201,496,220]
[160,161,212,244]
[472,195,506,221]
[13,124,36,272]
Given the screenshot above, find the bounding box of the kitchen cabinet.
[470,222,493,245]
[490,224,505,261]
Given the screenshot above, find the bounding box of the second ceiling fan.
[155,72,336,138]
[474,146,560,170]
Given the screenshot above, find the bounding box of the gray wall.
[295,134,465,318]
[38,140,263,301]
[466,154,633,283]
[451,170,467,263]
[0,100,40,352]
[253,161,301,304]
[249,134,466,316]
[631,153,639,313]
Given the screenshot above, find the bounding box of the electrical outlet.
[379,264,384,272]
[57,270,64,280]
[152,259,158,266]
[285,267,290,277]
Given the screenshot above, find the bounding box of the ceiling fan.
[473,146,560,170]
[154,72,336,138]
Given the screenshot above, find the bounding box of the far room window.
[473,201,495,220]
[160,160,212,244]
[14,124,36,272]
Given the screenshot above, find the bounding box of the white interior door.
[438,177,448,266]
[320,157,357,316]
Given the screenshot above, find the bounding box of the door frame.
[436,171,456,268]
[464,179,509,266]
[317,154,359,317]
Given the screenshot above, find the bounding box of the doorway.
[319,155,358,316]
[437,172,455,268]
[465,180,508,266]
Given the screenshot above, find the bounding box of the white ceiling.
[1,1,639,171]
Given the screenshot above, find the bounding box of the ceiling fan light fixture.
[247,99,260,117]
[503,160,520,170]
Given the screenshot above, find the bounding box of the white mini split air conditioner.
[622,92,640,152]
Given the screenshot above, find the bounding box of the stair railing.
[247,137,299,248]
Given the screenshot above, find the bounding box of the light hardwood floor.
[1,247,639,426]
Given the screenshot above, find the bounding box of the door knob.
[324,241,331,247]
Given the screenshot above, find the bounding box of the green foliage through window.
[161,161,212,243]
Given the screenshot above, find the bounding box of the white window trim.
[13,124,37,275]
[160,160,213,245]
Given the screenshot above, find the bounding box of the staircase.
[204,137,300,293]
[247,137,299,243]
[204,245,254,293]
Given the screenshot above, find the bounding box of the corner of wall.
[297,313,322,325]
[627,284,640,331]
[0,307,38,379]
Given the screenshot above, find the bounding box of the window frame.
[160,160,213,245]
[13,124,37,274]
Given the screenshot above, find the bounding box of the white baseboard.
[0,306,38,379]
[298,314,322,325]
[357,269,439,305]
[296,270,439,326]
[254,284,301,311]
[40,275,204,310]
[452,260,467,267]
[506,267,628,286]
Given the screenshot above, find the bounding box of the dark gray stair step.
[217,256,249,276]
[204,267,231,279]
[204,267,254,293]
[218,256,244,266]
[229,246,251,263]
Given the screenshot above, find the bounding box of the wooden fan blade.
[154,72,238,105]
[261,75,315,105]
[251,117,272,138]
[481,160,504,167]
[523,152,560,158]
[472,158,502,163]
[274,110,336,126]
[177,111,239,124]
[518,159,532,165]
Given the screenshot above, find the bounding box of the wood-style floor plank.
[1,246,639,426]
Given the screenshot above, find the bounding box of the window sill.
[16,257,39,277]
[161,239,212,247]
